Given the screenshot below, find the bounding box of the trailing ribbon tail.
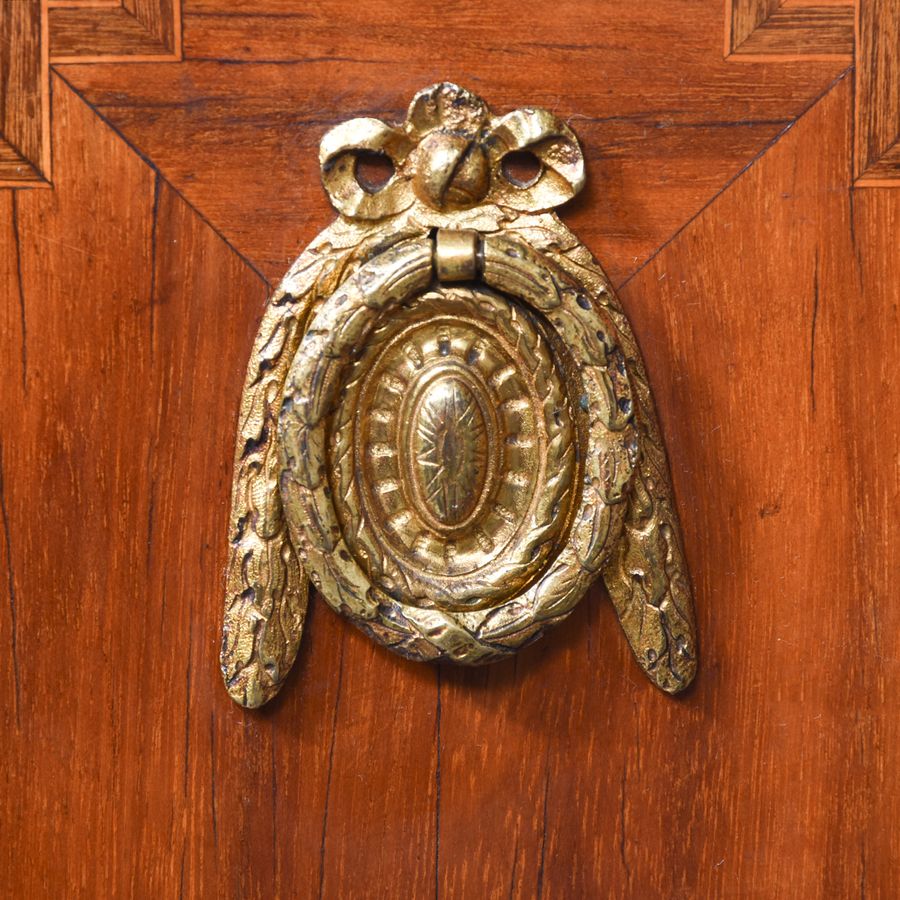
[221,237,358,708]
[221,293,310,708]
[601,342,698,694]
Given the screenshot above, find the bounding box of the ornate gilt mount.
[221,83,697,708]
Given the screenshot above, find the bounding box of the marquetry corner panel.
[0,2,50,187]
[0,0,181,188]
[48,0,182,62]
[726,0,900,185]
[854,0,900,184]
[1,0,896,190]
[726,0,855,59]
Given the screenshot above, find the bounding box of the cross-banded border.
[726,0,900,185]
[854,0,900,184]
[1,1,895,188]
[49,0,181,62]
[0,0,181,188]
[726,0,854,59]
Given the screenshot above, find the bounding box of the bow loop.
[319,118,415,219]
[317,86,586,219]
[485,107,585,211]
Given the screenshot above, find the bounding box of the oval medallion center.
[409,374,490,528]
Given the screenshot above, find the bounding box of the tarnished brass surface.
[434,229,479,281]
[221,83,698,708]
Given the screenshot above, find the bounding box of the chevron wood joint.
[855,0,900,184]
[726,0,900,185]
[0,0,181,187]
[726,0,855,58]
[2,1,900,896]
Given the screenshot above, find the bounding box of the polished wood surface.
[727,0,854,57]
[856,0,900,183]
[1,1,899,897]
[49,0,181,61]
[0,1,49,186]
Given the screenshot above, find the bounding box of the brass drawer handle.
[221,83,697,708]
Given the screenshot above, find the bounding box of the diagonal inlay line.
[52,68,270,288]
[618,66,852,292]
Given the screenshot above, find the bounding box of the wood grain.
[0,0,50,187]
[49,0,181,61]
[47,0,121,8]
[3,2,900,898]
[727,0,853,58]
[0,0,183,192]
[843,185,900,894]
[725,0,899,185]
[614,73,887,897]
[855,0,900,184]
[729,0,782,49]
[58,0,847,288]
[436,73,900,897]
